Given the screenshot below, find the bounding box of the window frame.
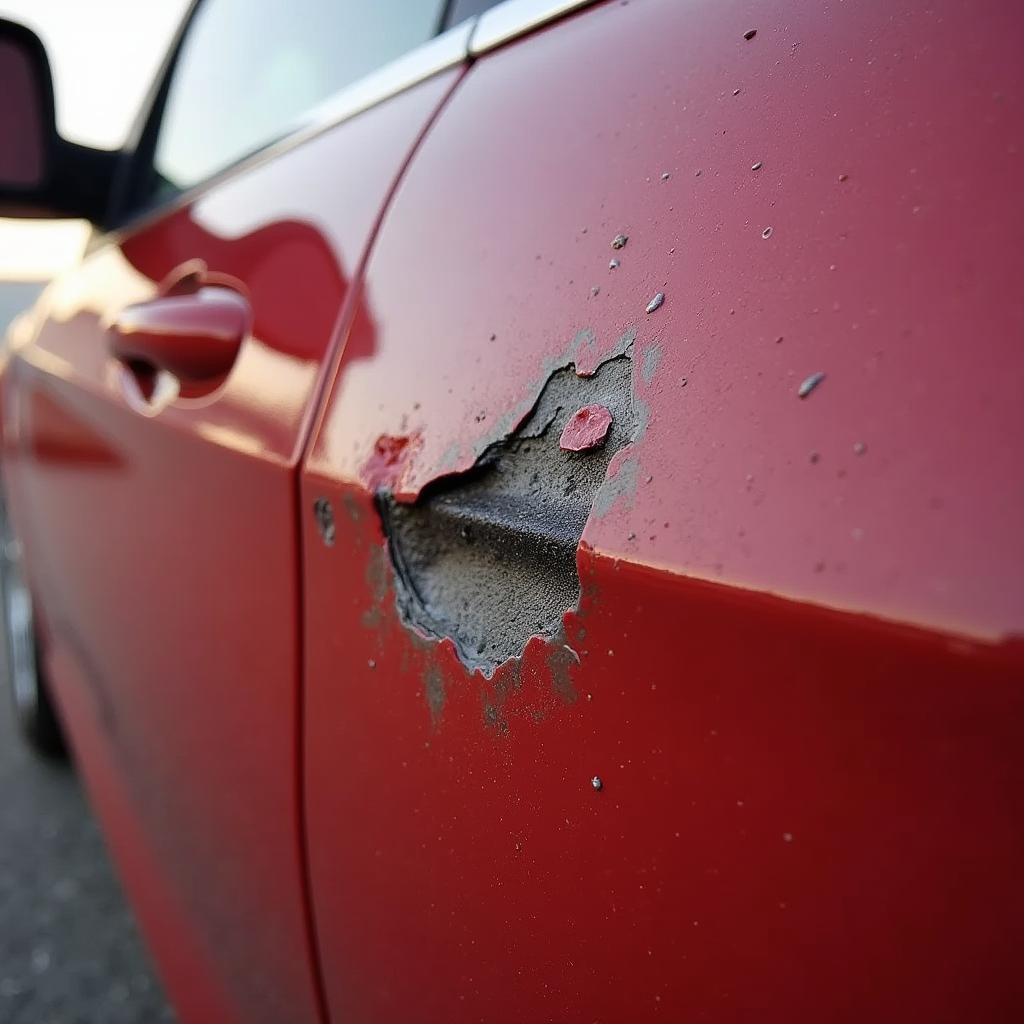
[102,0,598,237]
[106,0,455,231]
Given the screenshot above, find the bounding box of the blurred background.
[1,5,188,1020]
[0,0,189,328]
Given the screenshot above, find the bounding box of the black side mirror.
[0,18,118,223]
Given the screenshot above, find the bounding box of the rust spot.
[559,404,612,452]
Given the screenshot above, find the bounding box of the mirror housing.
[0,18,118,223]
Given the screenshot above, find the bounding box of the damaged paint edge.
[375,335,644,683]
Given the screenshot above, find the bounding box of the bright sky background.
[0,0,190,279]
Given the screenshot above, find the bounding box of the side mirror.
[0,18,117,223]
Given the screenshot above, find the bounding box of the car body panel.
[2,68,461,1024]
[300,0,1024,1020]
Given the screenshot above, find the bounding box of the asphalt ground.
[0,693,175,1023]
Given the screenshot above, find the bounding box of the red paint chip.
[560,404,613,451]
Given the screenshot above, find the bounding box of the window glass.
[443,0,505,30]
[153,0,444,194]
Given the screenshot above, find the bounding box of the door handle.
[109,284,250,389]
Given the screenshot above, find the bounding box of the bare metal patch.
[377,347,640,676]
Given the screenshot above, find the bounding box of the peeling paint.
[798,371,826,399]
[645,292,665,315]
[377,345,641,676]
[313,498,336,547]
[592,453,640,518]
[641,345,663,384]
[559,404,613,451]
[548,641,581,704]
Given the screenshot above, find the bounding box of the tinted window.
[153,0,444,194]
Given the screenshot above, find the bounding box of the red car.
[1,0,1022,1020]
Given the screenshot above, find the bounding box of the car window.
[443,0,506,30]
[151,0,445,198]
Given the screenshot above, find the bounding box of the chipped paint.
[313,498,336,547]
[547,640,581,704]
[559,404,613,452]
[377,346,641,676]
[645,292,665,314]
[798,371,826,399]
[641,344,663,384]
[592,452,640,519]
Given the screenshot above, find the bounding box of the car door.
[4,0,462,1020]
[299,0,1024,1021]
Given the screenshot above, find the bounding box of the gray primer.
[378,349,639,676]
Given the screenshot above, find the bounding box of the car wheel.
[0,487,65,758]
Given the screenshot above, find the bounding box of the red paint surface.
[559,403,612,451]
[301,1,1024,1021]
[2,70,460,1023]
